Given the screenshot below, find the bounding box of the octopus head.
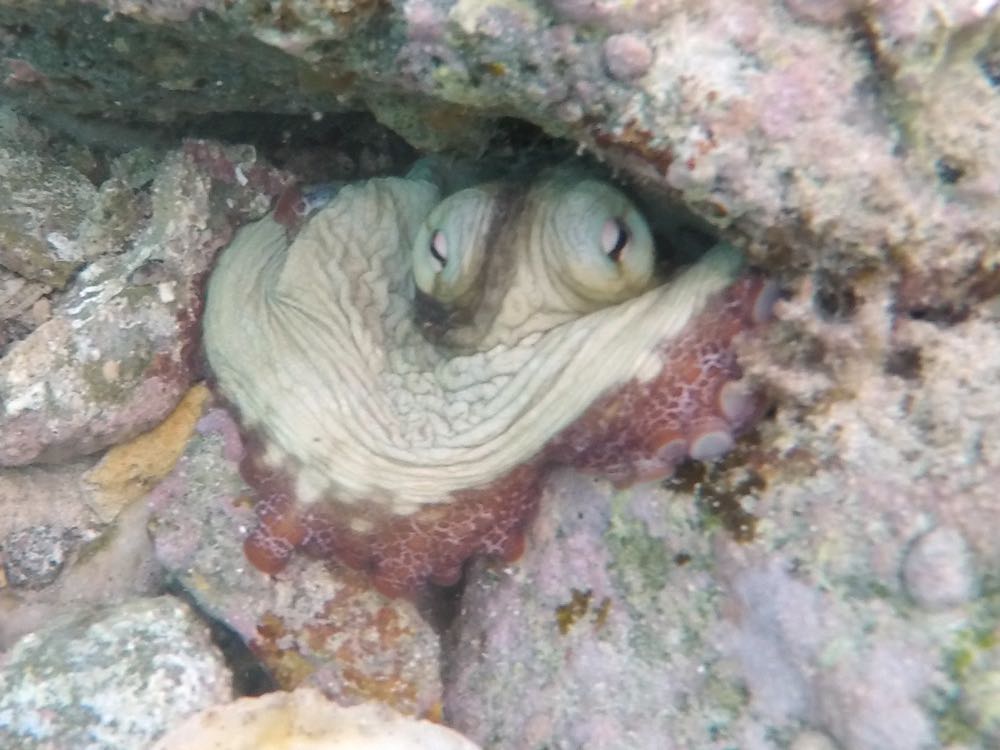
[411,172,656,349]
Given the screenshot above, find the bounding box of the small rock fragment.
[0,147,95,287]
[603,33,654,81]
[1,524,69,588]
[0,495,161,649]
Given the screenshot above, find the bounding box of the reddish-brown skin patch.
[272,184,308,228]
[240,458,544,598]
[239,431,308,575]
[238,273,774,597]
[547,275,768,484]
[368,463,544,595]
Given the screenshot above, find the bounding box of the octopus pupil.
[429,229,448,269]
[607,218,630,263]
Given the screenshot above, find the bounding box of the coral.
[1,524,71,589]
[203,168,774,594]
[602,33,655,81]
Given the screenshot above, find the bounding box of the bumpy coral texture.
[203,168,773,596]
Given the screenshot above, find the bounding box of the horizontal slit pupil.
[430,230,447,268]
[608,218,629,262]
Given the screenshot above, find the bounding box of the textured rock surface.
[446,471,728,750]
[1,0,998,314]
[0,124,289,649]
[445,279,1000,749]
[0,386,211,647]
[0,131,284,468]
[151,688,482,750]
[149,404,444,716]
[0,596,232,750]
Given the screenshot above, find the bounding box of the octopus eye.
[429,230,448,271]
[601,217,630,263]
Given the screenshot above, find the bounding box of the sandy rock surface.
[151,688,481,750]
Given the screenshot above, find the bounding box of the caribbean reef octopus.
[202,162,776,597]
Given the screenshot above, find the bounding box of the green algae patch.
[936,600,1000,745]
[79,349,155,406]
[605,511,673,597]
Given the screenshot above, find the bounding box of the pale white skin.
[202,175,743,515]
[411,174,658,349]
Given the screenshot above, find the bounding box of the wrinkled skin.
[202,165,774,595]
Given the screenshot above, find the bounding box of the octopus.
[202,162,776,597]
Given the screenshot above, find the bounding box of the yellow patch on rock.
[85,384,210,521]
[150,688,482,750]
